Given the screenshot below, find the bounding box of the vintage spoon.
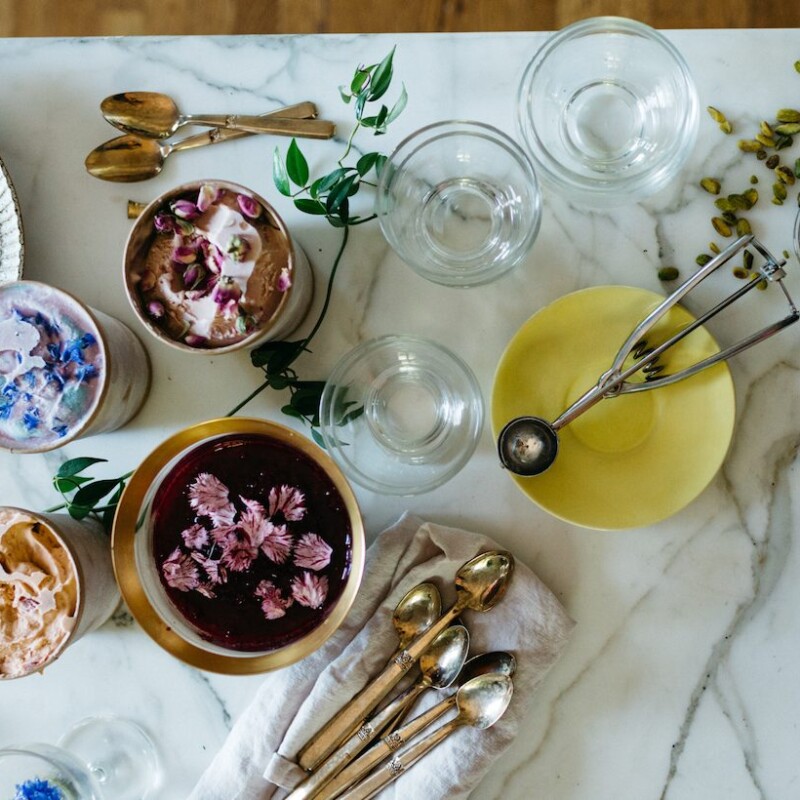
[86,101,318,182]
[285,625,469,800]
[100,91,336,139]
[317,651,517,800]
[296,550,514,771]
[337,673,514,800]
[296,582,441,766]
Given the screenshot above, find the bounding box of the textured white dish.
[0,154,23,284]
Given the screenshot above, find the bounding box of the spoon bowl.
[459,650,517,683]
[455,550,515,612]
[102,91,183,138]
[393,583,442,650]
[419,625,469,689]
[457,673,514,729]
[85,135,168,182]
[497,415,560,476]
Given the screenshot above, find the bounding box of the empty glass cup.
[319,335,484,495]
[517,16,699,207]
[376,121,542,287]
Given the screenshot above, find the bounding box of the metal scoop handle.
[552,235,799,431]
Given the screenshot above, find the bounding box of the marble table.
[1,28,799,800]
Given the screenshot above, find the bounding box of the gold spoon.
[285,625,469,800]
[296,551,514,772]
[317,651,517,800]
[86,101,318,182]
[100,91,336,139]
[337,673,513,800]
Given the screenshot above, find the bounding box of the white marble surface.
[1,29,799,800]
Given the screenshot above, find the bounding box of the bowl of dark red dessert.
[112,418,364,673]
[123,180,313,354]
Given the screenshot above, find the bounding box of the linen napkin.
[188,513,575,800]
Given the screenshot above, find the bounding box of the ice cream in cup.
[123,180,313,354]
[0,507,120,680]
[0,281,151,454]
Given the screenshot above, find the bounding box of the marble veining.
[0,28,799,800]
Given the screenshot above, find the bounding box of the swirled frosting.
[0,508,78,678]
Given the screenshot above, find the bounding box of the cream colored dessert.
[0,508,77,678]
[132,184,295,349]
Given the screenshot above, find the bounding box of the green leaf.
[356,152,380,176]
[56,457,107,479]
[386,84,408,124]
[281,404,304,419]
[267,341,305,375]
[341,405,365,425]
[272,147,291,197]
[326,174,359,214]
[317,167,351,195]
[350,67,371,95]
[67,503,92,520]
[368,47,396,101]
[338,86,352,104]
[291,392,322,416]
[327,215,347,228]
[354,90,369,121]
[269,374,290,391]
[374,154,388,178]
[311,427,327,449]
[293,380,327,394]
[294,198,328,215]
[72,479,122,509]
[286,139,309,186]
[54,475,92,494]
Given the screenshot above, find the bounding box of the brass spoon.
[296,550,514,771]
[100,91,336,139]
[285,625,469,800]
[337,673,514,800]
[86,101,318,182]
[317,651,516,800]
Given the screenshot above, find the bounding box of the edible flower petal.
[211,278,242,314]
[184,333,208,348]
[188,472,237,526]
[172,244,198,265]
[220,530,259,572]
[237,193,262,219]
[277,267,292,292]
[294,533,333,571]
[255,579,294,620]
[291,571,329,609]
[260,522,293,564]
[13,778,65,800]
[197,183,221,212]
[147,300,165,319]
[162,547,200,592]
[154,212,175,233]
[191,551,227,585]
[172,199,200,220]
[238,500,271,548]
[268,484,306,521]
[181,523,209,549]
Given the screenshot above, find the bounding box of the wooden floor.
[0,0,796,36]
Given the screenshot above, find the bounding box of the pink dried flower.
[200,240,224,273]
[260,522,293,564]
[277,267,292,292]
[154,212,176,233]
[211,278,242,314]
[195,583,216,599]
[181,523,209,549]
[237,194,262,219]
[291,571,329,609]
[268,484,306,521]
[162,547,200,592]
[191,552,227,585]
[182,263,206,291]
[172,244,198,265]
[294,533,333,571]
[146,300,165,319]
[226,234,250,262]
[189,472,237,526]
[255,580,294,620]
[197,183,221,212]
[172,199,200,220]
[220,531,259,572]
[184,333,208,348]
[237,500,270,548]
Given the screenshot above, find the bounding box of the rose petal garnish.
[294,533,333,571]
[191,552,227,585]
[154,212,175,233]
[184,333,208,348]
[255,579,294,620]
[200,240,225,273]
[237,194,262,219]
[268,484,306,521]
[211,277,242,314]
[182,263,207,291]
[276,267,292,292]
[189,473,236,526]
[227,234,250,262]
[172,199,200,220]
[291,571,329,609]
[260,522,293,564]
[172,244,198,265]
[197,183,221,212]
[146,300,165,319]
[181,523,209,549]
[220,531,258,572]
[162,547,200,592]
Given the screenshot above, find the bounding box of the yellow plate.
[491,286,735,529]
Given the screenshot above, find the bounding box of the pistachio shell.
[776,108,800,123]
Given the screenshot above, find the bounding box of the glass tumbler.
[376,121,541,287]
[517,16,699,207]
[319,335,484,495]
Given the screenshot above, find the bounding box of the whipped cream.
[0,508,78,678]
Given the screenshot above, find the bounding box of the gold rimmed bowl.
[112,418,365,674]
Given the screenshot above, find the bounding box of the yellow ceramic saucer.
[491,286,735,529]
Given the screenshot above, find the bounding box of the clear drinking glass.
[376,121,542,287]
[0,717,159,800]
[319,335,484,495]
[517,16,699,207]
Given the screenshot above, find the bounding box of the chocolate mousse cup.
[0,507,120,680]
[123,180,314,354]
[0,281,151,454]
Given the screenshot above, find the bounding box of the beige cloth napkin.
[188,513,575,800]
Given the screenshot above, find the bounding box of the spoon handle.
[336,718,462,800]
[284,683,427,800]
[296,604,461,771]
[169,102,318,153]
[315,696,457,800]
[184,114,335,139]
